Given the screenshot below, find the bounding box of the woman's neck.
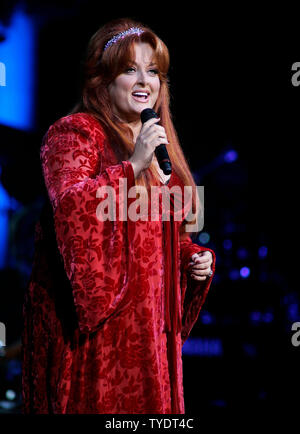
[113,112,142,142]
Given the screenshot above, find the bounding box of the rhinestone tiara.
[103,27,144,52]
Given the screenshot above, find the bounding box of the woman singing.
[22,18,216,414]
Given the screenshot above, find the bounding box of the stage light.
[250,311,261,323]
[258,246,268,258]
[201,311,214,325]
[237,247,248,259]
[224,149,238,163]
[242,343,257,357]
[287,303,299,322]
[0,171,10,269]
[224,222,236,234]
[250,311,273,324]
[240,266,250,278]
[211,400,227,407]
[182,337,223,357]
[0,400,15,410]
[229,269,240,280]
[5,359,22,381]
[0,5,37,130]
[223,239,232,250]
[263,312,274,323]
[5,390,16,401]
[198,232,210,244]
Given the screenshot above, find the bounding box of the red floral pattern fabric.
[21,112,216,414]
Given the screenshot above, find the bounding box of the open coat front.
[22,112,216,414]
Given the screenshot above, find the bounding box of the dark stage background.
[0,0,299,418]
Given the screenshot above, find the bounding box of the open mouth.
[132,91,150,102]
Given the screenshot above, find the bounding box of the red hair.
[69,18,199,234]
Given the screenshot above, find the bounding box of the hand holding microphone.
[128,108,172,179]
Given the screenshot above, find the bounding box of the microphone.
[140,108,172,175]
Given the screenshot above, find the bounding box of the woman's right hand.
[128,117,169,178]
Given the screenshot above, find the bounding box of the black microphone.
[140,108,172,175]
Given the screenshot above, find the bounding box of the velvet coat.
[21,112,216,414]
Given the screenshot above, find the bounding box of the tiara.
[103,27,144,52]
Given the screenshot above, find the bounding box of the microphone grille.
[140,108,159,124]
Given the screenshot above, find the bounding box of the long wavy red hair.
[69,18,200,234]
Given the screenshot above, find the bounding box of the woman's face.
[108,42,160,123]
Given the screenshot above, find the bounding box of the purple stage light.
[182,337,223,357]
[224,149,238,163]
[250,311,261,322]
[263,312,274,323]
[258,246,268,258]
[223,239,232,250]
[201,312,214,325]
[229,269,240,280]
[240,266,250,278]
[237,247,248,259]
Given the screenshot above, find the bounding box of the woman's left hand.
[187,251,213,281]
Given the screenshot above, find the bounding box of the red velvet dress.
[21,112,216,414]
